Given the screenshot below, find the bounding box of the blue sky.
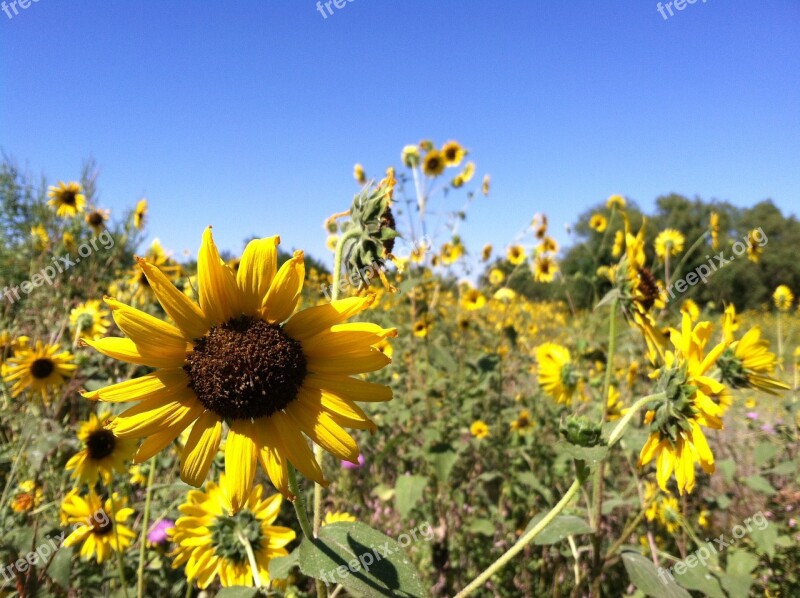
[1,0,798,265]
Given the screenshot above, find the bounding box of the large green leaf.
[427,444,458,483]
[297,522,428,597]
[394,475,427,518]
[671,557,725,598]
[621,552,691,598]
[48,546,73,589]
[268,548,299,580]
[719,550,758,598]
[741,475,776,496]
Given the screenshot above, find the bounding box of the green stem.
[108,491,130,598]
[136,459,157,598]
[607,392,666,447]
[454,476,586,598]
[236,529,263,588]
[287,465,315,542]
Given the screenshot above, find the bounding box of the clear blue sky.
[2,0,798,264]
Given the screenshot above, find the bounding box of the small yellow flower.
[441,141,466,167]
[30,225,49,251]
[422,150,445,177]
[488,268,505,285]
[536,236,558,255]
[773,285,794,312]
[506,245,525,265]
[412,321,430,338]
[65,412,137,487]
[481,244,492,261]
[452,161,476,188]
[62,489,136,564]
[746,230,763,262]
[533,255,559,283]
[10,480,43,513]
[470,420,489,439]
[680,299,700,322]
[85,208,110,233]
[510,410,534,434]
[353,163,366,184]
[709,212,719,250]
[460,288,486,311]
[655,229,685,259]
[129,465,148,486]
[589,214,607,232]
[70,299,111,340]
[611,230,625,258]
[47,181,86,218]
[440,241,464,265]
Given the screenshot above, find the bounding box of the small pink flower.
[341,454,366,470]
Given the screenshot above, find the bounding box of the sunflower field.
[0,144,799,598]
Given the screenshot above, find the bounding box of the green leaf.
[523,515,592,545]
[556,441,608,464]
[428,444,458,483]
[394,475,427,518]
[716,459,736,484]
[750,523,778,559]
[671,557,725,598]
[754,441,779,467]
[297,522,428,597]
[48,547,73,589]
[766,460,795,475]
[268,548,299,580]
[741,475,776,496]
[215,588,260,598]
[467,519,496,536]
[428,344,457,373]
[719,550,759,598]
[621,552,692,598]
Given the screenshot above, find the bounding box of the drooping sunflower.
[481,244,492,262]
[70,299,111,341]
[62,489,136,564]
[533,255,559,283]
[451,161,475,188]
[85,208,110,233]
[422,150,445,177]
[401,145,420,168]
[536,343,580,406]
[589,214,608,233]
[606,194,626,210]
[655,229,685,260]
[773,285,794,312]
[83,228,395,507]
[47,181,86,218]
[638,313,728,494]
[470,420,489,439]
[169,478,295,589]
[65,412,137,486]
[2,340,76,399]
[441,140,466,167]
[506,245,525,266]
[134,198,148,229]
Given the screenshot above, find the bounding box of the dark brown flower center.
[184,316,307,421]
[88,211,104,226]
[62,191,77,206]
[30,358,55,379]
[87,429,116,460]
[92,516,114,536]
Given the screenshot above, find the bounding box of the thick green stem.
[136,460,157,598]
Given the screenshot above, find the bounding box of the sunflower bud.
[560,416,603,448]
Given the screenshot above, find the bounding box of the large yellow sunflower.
[2,340,76,399]
[62,489,136,564]
[47,181,86,218]
[65,412,137,486]
[170,477,295,589]
[82,228,395,508]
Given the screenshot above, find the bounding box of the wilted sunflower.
[65,412,137,486]
[62,489,136,564]
[470,420,489,439]
[70,299,111,341]
[85,208,109,233]
[533,255,559,283]
[638,313,728,494]
[506,245,525,266]
[170,478,294,589]
[422,150,445,177]
[773,285,794,312]
[401,145,420,168]
[47,181,86,218]
[134,198,148,229]
[655,229,685,260]
[10,480,43,513]
[3,340,76,400]
[536,343,580,406]
[83,228,395,507]
[441,140,466,167]
[589,214,608,233]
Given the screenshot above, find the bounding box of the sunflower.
[746,230,763,262]
[82,228,395,507]
[536,343,580,406]
[589,214,607,233]
[323,511,357,525]
[638,313,728,494]
[655,229,685,260]
[482,174,490,197]
[412,320,430,338]
[353,163,366,185]
[709,212,720,250]
[470,420,489,439]
[401,145,420,168]
[10,480,43,513]
[62,489,136,564]
[65,412,137,486]
[643,482,680,534]
[129,465,147,486]
[533,214,548,239]
[506,245,525,266]
[2,340,76,399]
[452,161,476,188]
[536,236,558,255]
[773,285,794,312]
[85,209,110,233]
[488,268,505,285]
[606,385,624,421]
[170,478,295,589]
[422,150,445,177]
[441,140,466,167]
[70,299,111,341]
[47,181,86,218]
[533,255,559,283]
[460,288,486,311]
[134,198,148,229]
[611,230,625,258]
[440,241,464,265]
[481,244,492,261]
[606,194,626,210]
[510,410,534,434]
[680,299,700,322]
[62,232,77,252]
[30,225,49,251]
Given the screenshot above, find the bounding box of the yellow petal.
[285,403,358,462]
[271,413,326,486]
[237,236,280,315]
[262,250,305,323]
[307,350,390,375]
[198,227,245,325]
[138,258,210,340]
[302,325,397,357]
[299,386,375,432]
[180,411,223,487]
[83,337,187,368]
[112,390,203,438]
[82,368,189,403]
[305,373,392,403]
[105,297,189,351]
[225,421,257,512]
[283,295,375,340]
[656,442,674,491]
